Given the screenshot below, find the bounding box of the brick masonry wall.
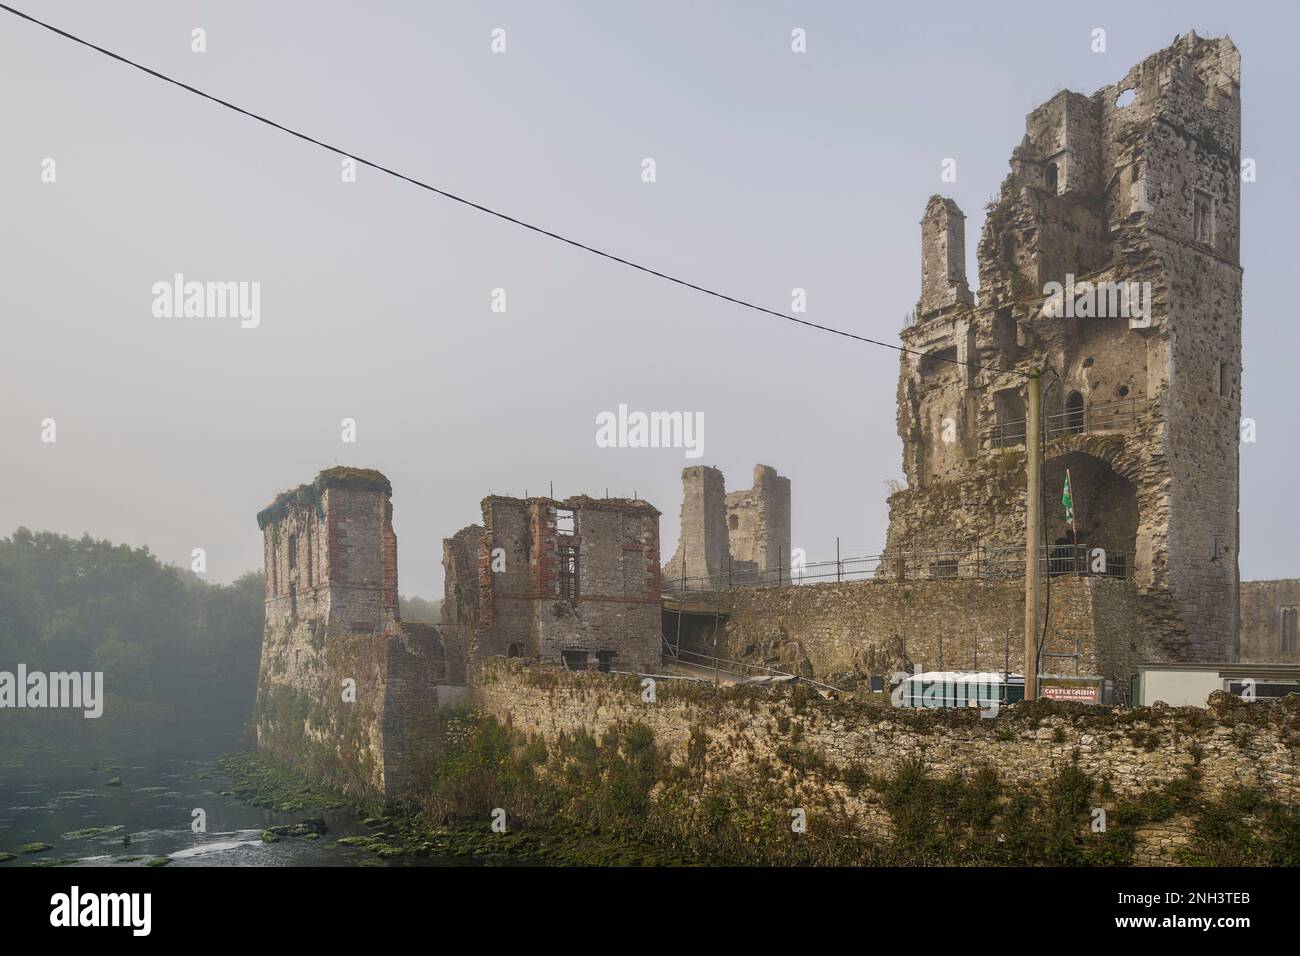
[474,658,1300,865]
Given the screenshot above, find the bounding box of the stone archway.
[1042,451,1138,577]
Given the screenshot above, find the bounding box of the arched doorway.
[1042,452,1137,577]
[1064,392,1085,434]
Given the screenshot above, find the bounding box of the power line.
[0,2,1007,376]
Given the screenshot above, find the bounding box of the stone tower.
[725,464,792,575]
[885,34,1241,663]
[663,464,792,586]
[257,466,399,643]
[663,465,729,584]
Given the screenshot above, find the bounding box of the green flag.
[1062,470,1075,527]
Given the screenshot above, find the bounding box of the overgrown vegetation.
[385,709,1300,866]
[0,528,263,751]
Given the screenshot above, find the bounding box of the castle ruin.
[663,464,791,587]
[885,33,1242,663]
[441,494,663,674]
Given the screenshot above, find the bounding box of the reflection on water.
[0,737,475,868]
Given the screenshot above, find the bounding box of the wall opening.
[1193,190,1214,245]
[920,346,959,378]
[1282,606,1298,653]
[561,649,588,671]
[993,387,1026,446]
[1064,391,1085,433]
[558,544,579,600]
[993,308,1017,369]
[596,650,616,673]
[506,642,521,658]
[555,508,576,535]
[1043,452,1139,574]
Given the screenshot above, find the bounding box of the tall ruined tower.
[885,34,1241,663]
[663,465,729,584]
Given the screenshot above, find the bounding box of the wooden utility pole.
[1024,368,1042,700]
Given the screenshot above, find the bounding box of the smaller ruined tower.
[725,464,792,575]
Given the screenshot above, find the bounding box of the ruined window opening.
[1193,191,1214,245]
[1217,360,1231,397]
[930,558,959,579]
[289,584,297,619]
[728,514,739,530]
[920,346,959,378]
[555,508,576,535]
[596,650,616,673]
[1281,606,1298,653]
[506,642,521,658]
[288,533,298,571]
[561,649,588,671]
[993,387,1026,446]
[1064,391,1085,433]
[993,308,1017,370]
[1045,162,1059,193]
[558,544,579,600]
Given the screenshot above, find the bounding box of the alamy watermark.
[152,274,261,328]
[595,404,704,459]
[1041,274,1151,326]
[0,665,103,718]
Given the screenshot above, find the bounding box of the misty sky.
[2,0,1295,598]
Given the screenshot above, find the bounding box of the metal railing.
[660,639,843,695]
[989,397,1152,448]
[662,544,1134,595]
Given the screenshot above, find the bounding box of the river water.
[0,738,474,868]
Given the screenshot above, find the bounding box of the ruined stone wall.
[254,467,450,797]
[474,659,1300,865]
[724,465,791,574]
[446,494,663,674]
[441,524,484,626]
[706,576,1154,690]
[533,497,662,673]
[887,35,1241,664]
[663,463,791,584]
[1240,581,1300,663]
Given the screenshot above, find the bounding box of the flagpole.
[1067,467,1079,574]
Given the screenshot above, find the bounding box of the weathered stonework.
[443,494,663,674]
[475,659,1300,865]
[886,35,1242,663]
[696,576,1154,694]
[1240,580,1300,663]
[254,468,453,797]
[663,463,791,585]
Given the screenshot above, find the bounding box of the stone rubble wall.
[475,658,1300,865]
